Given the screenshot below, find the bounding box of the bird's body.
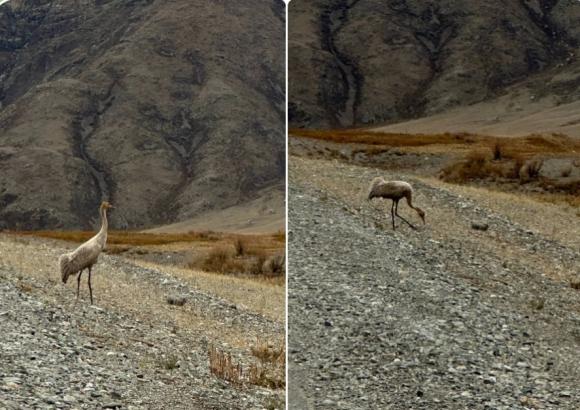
[59,201,113,304]
[368,177,425,230]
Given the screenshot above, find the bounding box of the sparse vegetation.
[234,238,247,256]
[159,354,179,370]
[208,340,285,389]
[248,338,285,389]
[13,230,222,246]
[208,345,243,385]
[492,141,503,160]
[529,297,545,311]
[185,234,285,279]
[291,129,580,156]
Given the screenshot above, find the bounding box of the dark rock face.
[289,0,580,128]
[0,0,285,230]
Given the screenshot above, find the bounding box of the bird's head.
[100,201,114,211]
[417,208,426,224]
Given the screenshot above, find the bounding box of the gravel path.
[288,156,580,410]
[0,235,284,410]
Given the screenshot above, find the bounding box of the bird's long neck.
[405,192,425,222]
[97,206,108,245]
[405,192,422,213]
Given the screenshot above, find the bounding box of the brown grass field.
[291,129,580,209]
[290,128,580,157]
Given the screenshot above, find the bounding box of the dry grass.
[208,345,244,385]
[251,338,285,364]
[132,260,285,321]
[248,338,285,389]
[207,340,285,389]
[11,230,222,246]
[158,354,179,370]
[187,245,285,279]
[291,129,580,156]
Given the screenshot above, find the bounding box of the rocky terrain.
[0,234,285,409]
[289,0,580,129]
[0,0,285,230]
[288,154,580,409]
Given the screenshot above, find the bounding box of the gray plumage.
[368,177,425,230]
[59,201,113,304]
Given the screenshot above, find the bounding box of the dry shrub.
[104,245,131,255]
[440,151,496,182]
[266,254,285,276]
[251,339,285,365]
[190,246,244,274]
[249,252,268,275]
[492,141,503,160]
[248,339,285,389]
[248,364,285,389]
[16,282,33,293]
[529,297,545,311]
[159,354,179,370]
[272,230,285,243]
[234,238,246,256]
[527,159,543,179]
[208,345,243,385]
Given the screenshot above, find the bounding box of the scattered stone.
[471,222,489,231]
[166,295,187,306]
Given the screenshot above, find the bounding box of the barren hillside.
[0,232,285,409]
[289,0,580,130]
[0,0,285,230]
[288,153,580,409]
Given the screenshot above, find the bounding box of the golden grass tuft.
[248,338,285,389]
[208,345,243,386]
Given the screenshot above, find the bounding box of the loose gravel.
[288,156,580,410]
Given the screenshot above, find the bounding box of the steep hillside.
[0,0,285,230]
[289,0,580,129]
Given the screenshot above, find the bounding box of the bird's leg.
[395,201,417,230]
[391,200,396,230]
[76,270,83,301]
[88,266,93,305]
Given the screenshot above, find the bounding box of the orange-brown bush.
[440,151,499,182]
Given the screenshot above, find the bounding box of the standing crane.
[59,201,113,304]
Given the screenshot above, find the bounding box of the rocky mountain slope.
[0,233,284,409]
[288,154,580,409]
[289,0,580,129]
[0,0,285,230]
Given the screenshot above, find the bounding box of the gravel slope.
[0,235,284,410]
[288,156,580,409]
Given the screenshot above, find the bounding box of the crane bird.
[59,201,113,304]
[368,177,425,230]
